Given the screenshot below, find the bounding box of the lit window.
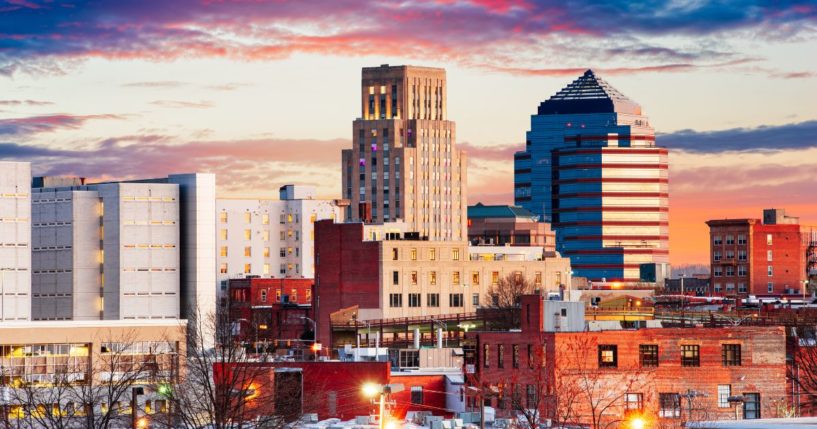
[244,212,251,224]
[429,248,436,261]
[452,248,459,261]
[243,264,251,274]
[219,229,228,240]
[430,271,437,285]
[244,229,251,240]
[411,248,417,261]
[219,246,228,257]
[219,212,227,223]
[452,271,460,285]
[263,264,270,275]
[722,344,741,366]
[472,272,480,285]
[260,290,267,302]
[718,385,731,408]
[262,214,269,225]
[681,345,700,367]
[492,271,499,284]
[244,247,251,257]
[263,247,270,257]
[598,345,617,367]
[219,263,228,274]
[625,393,643,411]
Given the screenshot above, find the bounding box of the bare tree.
[485,273,534,329]
[168,306,301,429]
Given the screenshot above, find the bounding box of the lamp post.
[362,383,403,429]
[300,316,318,359]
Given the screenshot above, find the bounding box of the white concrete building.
[0,161,31,321]
[32,182,181,320]
[216,185,345,292]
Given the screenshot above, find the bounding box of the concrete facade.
[342,64,467,241]
[216,186,344,292]
[467,203,556,251]
[514,70,669,283]
[32,182,181,320]
[0,161,31,321]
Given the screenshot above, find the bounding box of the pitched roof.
[537,69,642,115]
[467,203,538,220]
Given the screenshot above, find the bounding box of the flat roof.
[687,417,817,428]
[0,319,187,329]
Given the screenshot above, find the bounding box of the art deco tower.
[514,70,669,282]
[342,64,467,240]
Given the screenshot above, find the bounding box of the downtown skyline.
[1,0,816,266]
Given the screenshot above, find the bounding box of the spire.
[537,69,642,115]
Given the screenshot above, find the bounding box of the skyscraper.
[514,70,669,283]
[341,64,467,241]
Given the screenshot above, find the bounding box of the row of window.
[713,233,773,246]
[219,212,324,225]
[601,343,742,368]
[391,270,544,287]
[713,265,776,277]
[390,247,458,261]
[258,288,310,303]
[218,263,300,275]
[218,229,304,241]
[389,293,476,308]
[219,246,302,258]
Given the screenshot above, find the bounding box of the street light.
[361,383,403,429]
[628,417,645,429]
[300,316,318,359]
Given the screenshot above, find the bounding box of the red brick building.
[464,295,788,428]
[706,209,816,299]
[228,277,315,343]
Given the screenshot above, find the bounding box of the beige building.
[0,161,31,321]
[341,64,467,241]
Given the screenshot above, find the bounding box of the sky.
[1,0,816,266]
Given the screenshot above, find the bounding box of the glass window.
[427,293,439,307]
[453,271,460,285]
[392,248,399,261]
[219,246,228,257]
[411,271,418,285]
[598,345,617,368]
[768,266,774,276]
[625,393,643,411]
[767,250,773,261]
[483,344,490,368]
[766,234,773,245]
[411,386,423,405]
[430,271,437,285]
[659,393,681,418]
[497,344,504,368]
[244,246,251,257]
[219,212,227,223]
[389,293,402,307]
[408,293,421,307]
[450,293,463,307]
[452,248,460,261]
[429,248,436,261]
[472,293,479,306]
[722,344,741,366]
[472,272,480,285]
[399,350,419,369]
[492,271,499,284]
[243,263,251,274]
[639,344,659,367]
[718,385,731,408]
[411,248,417,261]
[219,263,227,274]
[681,345,700,367]
[744,393,760,419]
[512,344,520,368]
[262,214,269,225]
[244,212,251,224]
[244,229,251,240]
[219,229,228,240]
[393,271,399,285]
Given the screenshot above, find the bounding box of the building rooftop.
[467,203,538,220]
[537,69,642,116]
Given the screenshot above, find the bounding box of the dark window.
[498,344,505,368]
[722,344,741,366]
[743,393,760,419]
[659,393,681,418]
[483,344,490,368]
[392,271,399,285]
[391,248,398,260]
[408,293,421,308]
[427,293,439,307]
[450,293,463,307]
[411,386,423,404]
[625,393,643,411]
[681,345,700,367]
[527,344,534,368]
[389,293,402,308]
[526,384,537,408]
[598,345,617,368]
[639,344,659,367]
[399,350,419,368]
[512,344,520,368]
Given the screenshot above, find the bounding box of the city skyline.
[1,1,816,266]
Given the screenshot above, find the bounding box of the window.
[389,294,403,307]
[392,271,399,285]
[738,234,747,244]
[244,229,251,240]
[408,293,421,307]
[681,345,700,367]
[219,246,228,257]
[739,283,747,293]
[767,250,773,261]
[452,248,460,261]
[219,229,228,240]
[535,272,542,285]
[263,263,270,275]
[430,271,437,285]
[262,214,269,225]
[280,248,286,257]
[726,266,735,276]
[497,344,504,368]
[714,250,721,262]
[659,393,681,418]
[726,235,734,245]
[219,263,228,274]
[526,384,537,408]
[483,344,490,368]
[427,293,439,307]
[450,293,463,307]
[714,283,722,293]
[713,236,722,245]
[726,250,735,260]
[260,290,267,302]
[738,265,747,276]
[244,212,251,224]
[625,393,643,411]
[598,345,617,368]
[722,344,741,366]
[452,271,460,285]
[713,266,722,277]
[411,271,418,285]
[492,271,499,284]
[766,234,773,245]
[392,248,399,260]
[219,212,227,223]
[718,385,731,408]
[512,345,520,368]
[400,350,419,368]
[411,386,423,405]
[472,293,480,306]
[243,263,251,274]
[472,272,480,285]
[768,265,774,276]
[429,248,436,261]
[291,289,298,302]
[768,282,774,293]
[411,248,417,260]
[738,250,747,261]
[244,246,251,257]
[743,393,760,419]
[639,344,659,367]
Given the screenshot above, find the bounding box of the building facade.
[314,220,572,346]
[227,277,313,344]
[216,185,344,291]
[341,64,467,241]
[31,182,181,320]
[514,70,669,283]
[465,296,787,427]
[0,161,31,321]
[467,203,556,251]
[706,209,816,298]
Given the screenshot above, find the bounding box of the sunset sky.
[1,0,816,266]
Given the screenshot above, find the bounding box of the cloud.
[660,120,817,153]
[0,1,813,78]
[0,114,124,136]
[122,81,188,88]
[0,99,54,106]
[458,142,520,161]
[150,100,214,109]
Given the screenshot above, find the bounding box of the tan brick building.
[341,64,467,241]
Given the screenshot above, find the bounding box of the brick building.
[706,209,817,299]
[467,203,556,251]
[227,277,314,344]
[314,220,572,347]
[464,295,788,428]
